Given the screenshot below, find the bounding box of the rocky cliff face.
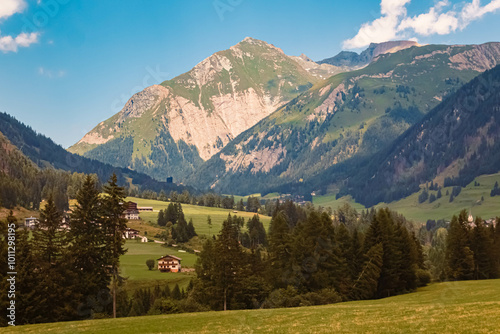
[69,37,321,180]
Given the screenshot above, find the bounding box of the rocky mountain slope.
[188,42,500,196]
[69,37,328,181]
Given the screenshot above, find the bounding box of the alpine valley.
[69,38,500,208]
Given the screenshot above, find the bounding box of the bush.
[416,269,431,287]
[146,259,155,270]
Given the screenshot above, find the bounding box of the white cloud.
[0,0,26,20]
[343,0,500,49]
[399,6,459,36]
[461,0,500,24]
[343,0,410,49]
[0,0,42,53]
[0,32,39,52]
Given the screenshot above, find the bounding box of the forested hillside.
[335,64,500,206]
[0,112,190,195]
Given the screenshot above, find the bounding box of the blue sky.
[0,0,499,148]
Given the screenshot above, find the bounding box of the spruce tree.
[101,173,127,318]
[69,175,111,316]
[157,209,166,226]
[267,211,292,288]
[34,195,64,264]
[446,210,474,280]
[350,243,383,300]
[471,218,494,279]
[165,203,177,224]
[33,196,81,322]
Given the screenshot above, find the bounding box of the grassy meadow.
[126,197,272,236]
[6,279,500,333]
[314,172,500,223]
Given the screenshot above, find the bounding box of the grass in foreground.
[6,279,500,333]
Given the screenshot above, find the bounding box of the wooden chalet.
[157,255,182,273]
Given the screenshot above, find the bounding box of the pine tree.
[446,210,474,280]
[267,212,292,288]
[350,243,383,300]
[215,215,244,310]
[246,214,267,248]
[195,214,247,311]
[470,218,494,279]
[34,195,64,264]
[33,197,81,322]
[157,209,167,226]
[101,173,127,318]
[165,203,177,224]
[187,219,197,239]
[69,175,111,316]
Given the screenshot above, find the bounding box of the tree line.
[135,188,273,215]
[0,174,128,326]
[190,204,430,311]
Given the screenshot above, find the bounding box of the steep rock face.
[189,42,500,195]
[69,37,320,181]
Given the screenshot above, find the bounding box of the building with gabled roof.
[157,255,182,273]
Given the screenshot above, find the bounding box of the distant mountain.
[318,41,420,68]
[0,112,189,194]
[335,64,500,206]
[188,42,500,196]
[68,37,330,181]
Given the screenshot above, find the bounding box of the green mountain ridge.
[188,42,500,196]
[0,112,190,196]
[336,64,500,206]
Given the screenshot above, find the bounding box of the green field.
[314,173,500,223]
[6,279,500,333]
[126,197,272,236]
[119,241,197,291]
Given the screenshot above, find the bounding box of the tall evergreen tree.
[446,210,474,280]
[165,203,177,224]
[101,173,127,318]
[33,196,81,323]
[157,209,167,226]
[350,243,383,300]
[470,217,494,279]
[267,211,292,288]
[69,175,111,316]
[34,195,64,264]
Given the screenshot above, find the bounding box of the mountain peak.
[318,40,420,68]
